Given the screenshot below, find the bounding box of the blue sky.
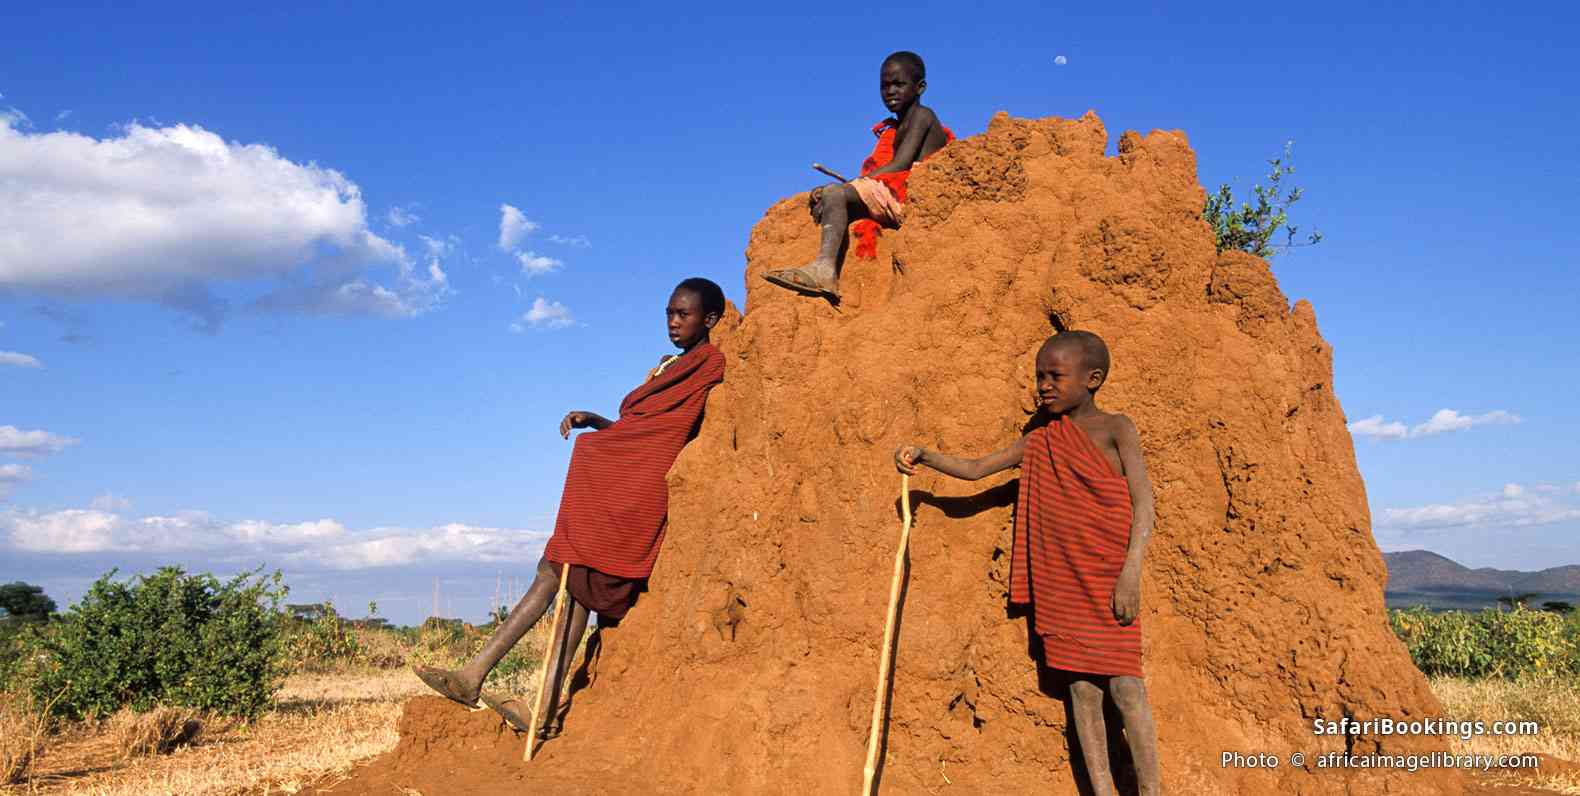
[3,2,1577,624]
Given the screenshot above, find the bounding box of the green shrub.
[1391,606,1580,679]
[31,568,288,720]
[1203,141,1322,259]
[283,601,362,672]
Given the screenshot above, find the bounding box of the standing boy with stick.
[894,331,1162,796]
[415,278,727,738]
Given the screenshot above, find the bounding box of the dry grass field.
[1432,675,1580,795]
[0,617,564,796]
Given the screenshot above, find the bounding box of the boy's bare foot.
[762,263,840,300]
[413,665,482,708]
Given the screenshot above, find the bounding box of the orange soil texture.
[328,113,1463,794]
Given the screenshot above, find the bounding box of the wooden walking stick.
[863,474,913,794]
[524,562,571,762]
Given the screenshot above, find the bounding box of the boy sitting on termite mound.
[763,50,952,301]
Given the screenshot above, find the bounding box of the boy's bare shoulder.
[1100,411,1141,437]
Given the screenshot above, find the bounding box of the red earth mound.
[329,113,1467,794]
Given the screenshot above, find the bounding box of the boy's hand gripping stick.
[863,474,913,793]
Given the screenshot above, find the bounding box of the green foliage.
[0,583,55,624]
[1544,601,1575,614]
[1203,141,1323,259]
[283,601,361,672]
[1390,606,1580,679]
[30,568,288,721]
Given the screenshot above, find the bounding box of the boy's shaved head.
[1041,331,1111,376]
[676,277,725,317]
[882,51,926,81]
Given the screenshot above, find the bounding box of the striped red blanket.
[1010,415,1142,677]
[542,342,725,580]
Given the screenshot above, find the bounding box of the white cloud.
[0,116,444,328]
[1574,481,1580,497]
[305,522,546,569]
[0,351,42,368]
[0,463,30,499]
[547,234,591,248]
[497,204,538,250]
[89,493,132,512]
[386,205,420,227]
[1348,415,1407,440]
[0,425,79,457]
[1379,483,1580,531]
[1,505,545,569]
[511,297,574,331]
[1348,408,1520,441]
[515,250,563,276]
[1411,409,1520,437]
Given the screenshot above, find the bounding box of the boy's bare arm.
[1110,414,1155,625]
[866,105,937,177]
[894,433,1027,481]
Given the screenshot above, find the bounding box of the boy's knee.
[1109,676,1148,711]
[1069,678,1103,702]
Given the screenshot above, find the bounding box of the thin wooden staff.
[812,162,851,182]
[863,474,913,794]
[524,562,571,762]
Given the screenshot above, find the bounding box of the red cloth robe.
[542,342,725,582]
[1010,416,1143,677]
[850,118,955,259]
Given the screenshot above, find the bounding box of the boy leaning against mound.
[894,331,1162,796]
[762,50,952,301]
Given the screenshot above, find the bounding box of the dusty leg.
[767,182,869,296]
[1109,676,1162,796]
[1069,677,1118,796]
[427,557,560,703]
[541,601,591,734]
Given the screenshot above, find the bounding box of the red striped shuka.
[1010,414,1143,678]
[849,118,955,260]
[543,342,725,592]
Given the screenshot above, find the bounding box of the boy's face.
[666,289,717,350]
[879,61,924,114]
[1035,343,1103,413]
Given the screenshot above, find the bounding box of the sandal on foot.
[413,665,483,709]
[480,692,533,732]
[762,268,840,301]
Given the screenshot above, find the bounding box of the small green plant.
[30,567,289,721]
[1203,141,1322,259]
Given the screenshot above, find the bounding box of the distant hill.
[1384,549,1580,609]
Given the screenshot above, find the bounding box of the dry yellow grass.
[1431,675,1580,794]
[3,670,427,795]
[1,695,43,786]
